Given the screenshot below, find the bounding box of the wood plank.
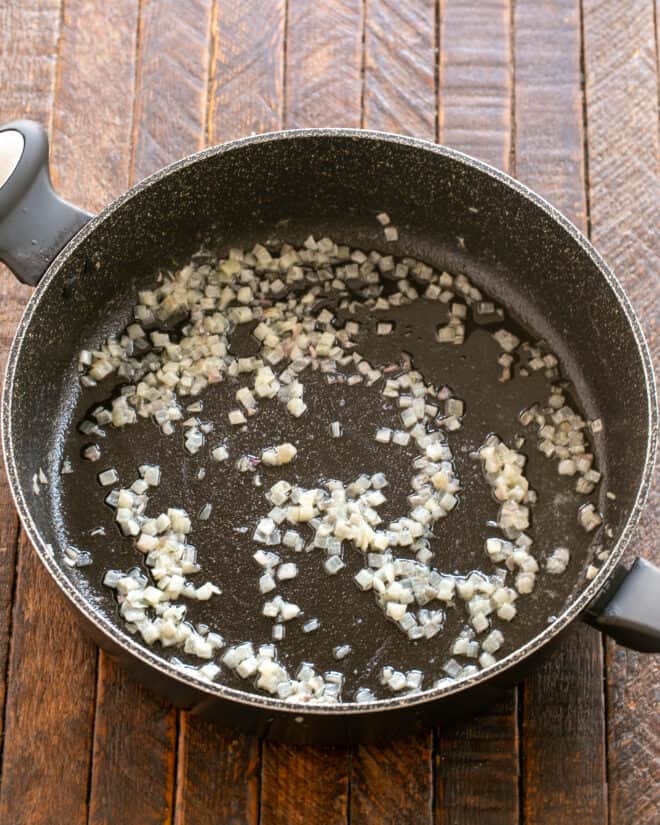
[435,4,519,823]
[656,1,659,85]
[0,20,96,820]
[209,0,286,141]
[0,0,93,825]
[439,0,512,170]
[260,745,349,825]
[49,0,138,211]
[606,640,660,825]
[520,625,607,823]
[0,0,62,122]
[77,0,217,822]
[436,698,520,825]
[175,715,259,825]
[363,0,436,140]
[259,3,361,821]
[347,6,435,823]
[89,662,177,824]
[285,0,363,129]
[657,1,659,80]
[0,0,61,125]
[132,0,213,179]
[582,1,660,822]
[168,0,276,825]
[174,715,260,825]
[0,0,63,768]
[134,3,267,823]
[350,736,433,825]
[514,3,607,823]
[0,537,97,825]
[513,0,586,227]
[50,3,181,824]
[582,0,659,382]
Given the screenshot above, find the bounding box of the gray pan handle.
[0,119,92,286]
[584,557,660,652]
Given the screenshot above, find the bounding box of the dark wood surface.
[0,1,657,823]
[514,4,608,823]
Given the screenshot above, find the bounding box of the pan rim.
[2,127,657,716]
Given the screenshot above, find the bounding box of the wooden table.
[0,1,657,823]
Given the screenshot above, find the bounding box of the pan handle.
[0,119,92,286]
[584,557,660,652]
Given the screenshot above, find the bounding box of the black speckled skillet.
[0,120,657,744]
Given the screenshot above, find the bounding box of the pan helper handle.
[584,557,660,652]
[0,120,92,286]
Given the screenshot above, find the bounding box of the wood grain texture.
[133,0,213,179]
[49,0,138,211]
[0,0,62,769]
[0,2,656,822]
[520,625,607,824]
[259,3,359,820]
[606,644,660,825]
[656,0,659,94]
[260,745,349,825]
[89,661,177,825]
[132,4,269,821]
[285,0,364,128]
[657,0,659,86]
[582,1,660,822]
[50,4,181,824]
[439,0,512,170]
[347,6,436,821]
[363,0,436,140]
[436,697,520,825]
[174,715,260,825]
[515,10,606,822]
[0,537,97,825]
[514,0,586,227]
[0,0,63,121]
[435,5,519,823]
[209,0,285,141]
[350,736,433,825]
[0,0,62,801]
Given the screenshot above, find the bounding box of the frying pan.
[0,120,658,744]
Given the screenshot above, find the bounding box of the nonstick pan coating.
[2,130,657,741]
[58,291,600,696]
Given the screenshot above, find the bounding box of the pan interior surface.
[5,132,654,707]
